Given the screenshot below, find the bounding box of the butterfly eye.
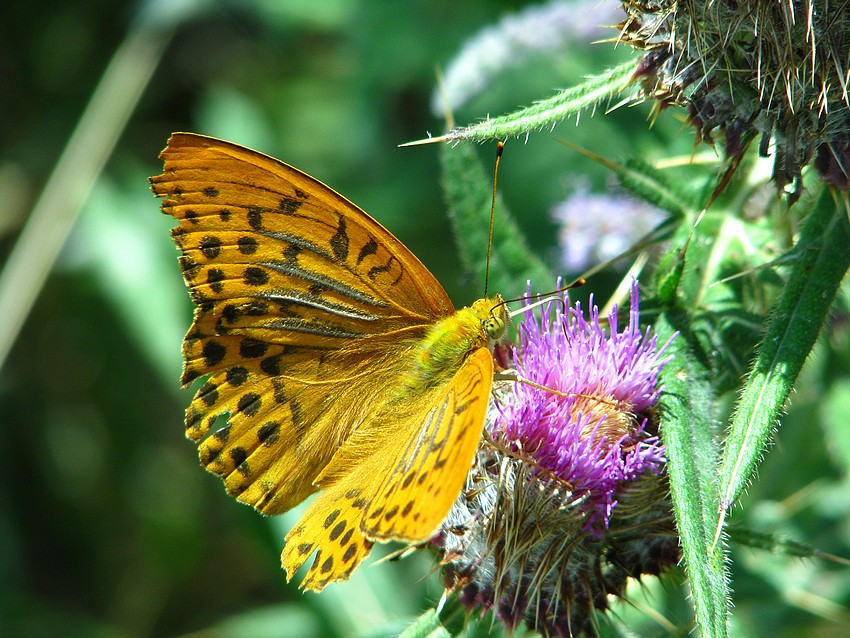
[483,313,506,340]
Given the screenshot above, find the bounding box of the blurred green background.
[2,1,849,637]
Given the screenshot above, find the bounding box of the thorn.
[399,134,450,147]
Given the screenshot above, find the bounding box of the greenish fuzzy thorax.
[405,296,506,391]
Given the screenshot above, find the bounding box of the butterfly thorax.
[403,295,506,392]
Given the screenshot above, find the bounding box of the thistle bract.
[622,1,850,196]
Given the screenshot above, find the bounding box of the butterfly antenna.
[500,277,586,318]
[485,141,505,297]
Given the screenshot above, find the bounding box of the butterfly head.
[477,294,508,342]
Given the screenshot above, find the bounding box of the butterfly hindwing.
[281,348,493,589]
[188,368,335,514]
[362,347,494,541]
[281,463,378,591]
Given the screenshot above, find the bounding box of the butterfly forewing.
[152,133,455,361]
[152,134,458,511]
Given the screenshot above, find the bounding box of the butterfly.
[150,133,508,591]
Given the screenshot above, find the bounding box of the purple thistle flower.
[436,280,679,637]
[552,185,665,273]
[494,279,673,529]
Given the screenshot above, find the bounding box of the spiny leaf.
[717,187,850,527]
[656,309,729,638]
[408,62,636,145]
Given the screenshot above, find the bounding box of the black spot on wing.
[260,354,282,376]
[221,304,239,324]
[324,509,341,529]
[330,216,349,261]
[244,266,269,286]
[283,243,300,262]
[207,268,225,293]
[238,236,258,255]
[244,301,269,316]
[271,377,287,405]
[247,206,265,229]
[339,528,353,545]
[257,421,280,445]
[185,407,202,430]
[367,256,402,284]
[239,338,268,359]
[230,447,247,467]
[308,283,327,296]
[357,237,378,265]
[342,544,357,562]
[198,382,219,406]
[329,521,347,541]
[279,197,302,214]
[237,392,261,416]
[200,236,222,259]
[289,397,305,434]
[203,341,226,367]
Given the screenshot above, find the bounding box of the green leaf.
[439,141,554,295]
[717,188,850,521]
[211,604,320,638]
[652,206,775,394]
[655,243,687,305]
[656,309,730,638]
[618,157,700,221]
[822,378,850,473]
[398,609,451,638]
[730,527,831,560]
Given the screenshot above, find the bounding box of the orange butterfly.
[150,133,507,591]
